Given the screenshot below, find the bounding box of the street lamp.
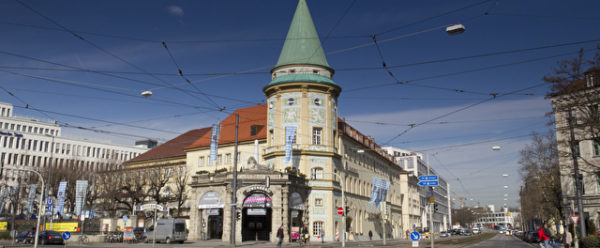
[4,166,45,248]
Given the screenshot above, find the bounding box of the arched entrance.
[289,192,304,241]
[242,193,272,241]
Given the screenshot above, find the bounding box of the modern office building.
[0,101,149,187]
[383,147,451,232]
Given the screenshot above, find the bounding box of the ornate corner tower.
[263,0,341,174]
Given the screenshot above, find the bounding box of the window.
[574,142,581,157]
[311,167,323,179]
[314,98,321,106]
[312,127,322,145]
[287,98,295,106]
[251,125,259,136]
[313,221,323,236]
[313,69,319,74]
[226,153,232,164]
[594,140,600,157]
[289,69,296,74]
[568,109,577,126]
[217,155,222,165]
[199,156,205,166]
[315,198,323,207]
[269,129,274,145]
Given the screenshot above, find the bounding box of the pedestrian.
[277,225,284,248]
[537,226,550,248]
[405,229,410,239]
[368,230,373,240]
[565,229,572,248]
[320,229,325,243]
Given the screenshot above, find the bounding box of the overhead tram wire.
[161,41,222,110]
[380,82,547,146]
[430,153,475,201]
[342,48,589,94]
[345,116,546,127]
[374,0,493,36]
[12,105,182,135]
[14,0,222,111]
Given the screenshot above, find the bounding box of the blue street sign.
[418,175,438,181]
[410,231,420,241]
[122,215,128,224]
[418,180,439,186]
[47,198,53,205]
[62,231,71,240]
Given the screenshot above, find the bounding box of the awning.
[198,191,223,209]
[243,193,272,208]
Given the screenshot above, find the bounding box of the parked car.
[439,231,449,237]
[144,219,187,244]
[15,230,34,244]
[462,230,473,236]
[472,227,480,234]
[38,231,64,245]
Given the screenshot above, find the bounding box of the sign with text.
[418,175,438,181]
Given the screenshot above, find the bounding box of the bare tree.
[518,131,562,227]
[546,46,600,168]
[172,166,189,217]
[147,167,172,206]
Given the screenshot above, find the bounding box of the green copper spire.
[275,0,330,70]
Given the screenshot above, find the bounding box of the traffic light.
[434,203,438,212]
[236,211,241,220]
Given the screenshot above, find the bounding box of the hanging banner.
[285,126,297,164]
[209,124,221,165]
[369,178,389,207]
[26,184,38,214]
[74,180,88,216]
[0,188,8,214]
[55,181,67,216]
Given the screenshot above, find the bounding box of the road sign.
[337,207,344,216]
[122,215,128,224]
[410,231,420,241]
[139,203,164,211]
[47,198,53,205]
[62,231,71,240]
[570,215,579,224]
[418,181,439,186]
[418,175,438,181]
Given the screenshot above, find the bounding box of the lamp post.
[4,166,45,248]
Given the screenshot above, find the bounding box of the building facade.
[383,147,451,232]
[551,67,600,229]
[0,102,148,186]
[121,0,418,243]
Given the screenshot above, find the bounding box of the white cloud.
[167,5,184,17]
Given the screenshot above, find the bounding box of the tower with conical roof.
[263,0,341,173]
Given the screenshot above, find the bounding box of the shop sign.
[247,208,267,216]
[243,193,272,208]
[199,191,223,209]
[207,209,220,216]
[243,185,273,196]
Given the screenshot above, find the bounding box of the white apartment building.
[0,102,149,186]
[383,147,451,232]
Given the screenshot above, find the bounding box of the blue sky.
[1,0,599,210]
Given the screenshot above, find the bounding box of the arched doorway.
[242,193,272,241]
[198,191,223,240]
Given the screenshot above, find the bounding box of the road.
[0,234,544,248]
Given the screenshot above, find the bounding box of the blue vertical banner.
[55,181,67,215]
[209,124,221,165]
[26,184,38,214]
[74,180,88,216]
[0,188,7,213]
[369,178,380,205]
[285,126,297,164]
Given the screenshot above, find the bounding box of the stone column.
[282,186,289,243]
[223,186,233,243]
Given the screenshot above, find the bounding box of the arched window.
[311,167,323,179]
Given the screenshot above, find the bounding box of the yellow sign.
[0,222,7,231]
[45,222,78,232]
[429,197,434,203]
[506,213,511,216]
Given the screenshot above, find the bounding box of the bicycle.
[79,234,89,244]
[298,234,309,248]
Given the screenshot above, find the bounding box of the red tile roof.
[186,104,267,149]
[127,127,211,163]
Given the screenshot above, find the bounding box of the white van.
[145,219,188,244]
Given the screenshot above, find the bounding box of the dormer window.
[587,74,595,88]
[251,125,262,136]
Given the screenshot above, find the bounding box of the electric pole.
[230,113,239,246]
[568,109,586,237]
